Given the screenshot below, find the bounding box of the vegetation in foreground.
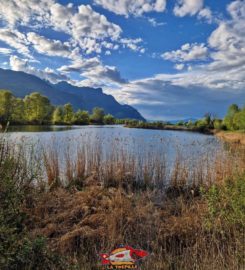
[0,137,245,269]
[0,90,133,126]
[126,103,245,133]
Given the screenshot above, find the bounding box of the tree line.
[0,90,119,125]
[190,104,245,131]
[125,103,245,132]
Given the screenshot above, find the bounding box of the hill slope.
[0,69,145,120]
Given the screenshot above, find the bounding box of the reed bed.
[0,135,245,269]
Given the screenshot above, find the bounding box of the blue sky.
[0,0,244,120]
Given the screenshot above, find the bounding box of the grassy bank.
[216,131,245,145]
[0,137,245,269]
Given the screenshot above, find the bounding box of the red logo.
[99,245,148,269]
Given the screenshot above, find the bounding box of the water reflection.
[1,125,225,185]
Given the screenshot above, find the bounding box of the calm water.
[2,125,224,183]
[3,125,222,160]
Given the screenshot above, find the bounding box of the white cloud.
[120,38,145,52]
[58,57,101,73]
[148,18,166,27]
[58,57,127,87]
[174,0,203,17]
[0,1,125,56]
[94,0,167,17]
[174,63,185,70]
[198,7,212,23]
[162,43,208,62]
[70,5,122,41]
[208,0,245,71]
[0,0,53,27]
[173,0,213,22]
[27,32,78,59]
[0,28,30,57]
[0,0,146,58]
[107,69,245,120]
[9,55,68,83]
[106,1,245,119]
[0,48,13,55]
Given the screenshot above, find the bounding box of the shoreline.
[125,124,214,135]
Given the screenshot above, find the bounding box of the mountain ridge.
[0,68,145,121]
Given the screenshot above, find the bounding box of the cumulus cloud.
[174,0,212,22]
[50,3,123,54]
[162,43,208,62]
[27,32,78,59]
[174,0,203,17]
[9,55,68,83]
[0,1,145,56]
[109,1,245,119]
[208,0,245,71]
[107,65,245,120]
[81,65,128,86]
[120,38,145,53]
[198,7,212,23]
[59,57,127,86]
[0,0,53,27]
[0,28,30,57]
[58,58,101,73]
[94,0,167,17]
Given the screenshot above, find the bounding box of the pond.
[2,125,226,186]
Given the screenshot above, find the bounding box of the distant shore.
[125,123,215,135]
[125,123,245,145]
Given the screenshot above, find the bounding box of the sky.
[0,0,244,120]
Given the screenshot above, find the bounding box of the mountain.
[0,68,145,121]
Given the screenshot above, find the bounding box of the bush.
[204,173,245,230]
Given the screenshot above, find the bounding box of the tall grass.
[0,135,245,269]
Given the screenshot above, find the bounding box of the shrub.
[204,173,245,230]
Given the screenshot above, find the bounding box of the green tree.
[11,98,25,123]
[103,114,116,125]
[63,103,74,124]
[204,113,214,129]
[213,119,224,130]
[90,107,105,124]
[24,92,52,124]
[233,108,245,130]
[0,90,14,123]
[73,110,90,125]
[52,106,64,124]
[223,104,240,130]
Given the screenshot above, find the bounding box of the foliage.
[52,106,64,124]
[0,90,123,126]
[73,110,90,125]
[223,104,241,130]
[0,90,14,123]
[90,107,105,124]
[213,119,224,130]
[63,103,74,124]
[103,114,116,125]
[204,173,245,230]
[24,92,53,124]
[233,108,245,130]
